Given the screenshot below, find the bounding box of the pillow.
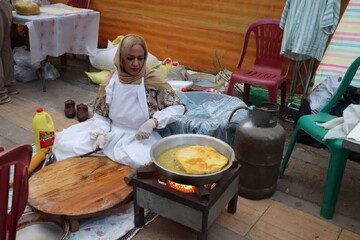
[89,44,161,71]
[85,70,111,85]
[89,47,117,71]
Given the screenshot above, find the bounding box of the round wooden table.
[28,156,134,232]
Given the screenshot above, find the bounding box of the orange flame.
[166,180,211,193]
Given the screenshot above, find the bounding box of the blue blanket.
[159,92,248,146]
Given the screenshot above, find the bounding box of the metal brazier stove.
[131,162,240,240]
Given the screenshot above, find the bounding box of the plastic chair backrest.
[67,0,90,8]
[321,56,360,114]
[0,144,32,240]
[236,19,283,75]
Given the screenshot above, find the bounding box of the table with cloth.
[12,3,100,65]
[12,3,100,91]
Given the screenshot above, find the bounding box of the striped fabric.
[314,0,360,87]
[280,0,340,61]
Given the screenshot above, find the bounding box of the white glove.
[135,119,157,140]
[92,134,106,151]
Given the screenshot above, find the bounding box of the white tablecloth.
[12,4,100,64]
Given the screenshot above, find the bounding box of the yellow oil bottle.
[32,107,55,153]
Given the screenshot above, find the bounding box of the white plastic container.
[168,80,193,91]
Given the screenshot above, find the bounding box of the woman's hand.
[135,119,157,140]
[93,134,107,150]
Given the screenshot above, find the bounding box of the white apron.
[53,77,161,169]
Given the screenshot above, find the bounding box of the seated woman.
[53,34,186,169]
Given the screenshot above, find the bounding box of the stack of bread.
[15,0,40,15]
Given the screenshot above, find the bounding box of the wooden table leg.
[68,219,80,232]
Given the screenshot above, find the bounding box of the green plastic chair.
[280,56,360,219]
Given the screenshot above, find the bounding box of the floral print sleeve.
[93,96,110,118]
[146,88,185,116]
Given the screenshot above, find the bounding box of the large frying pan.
[150,134,235,185]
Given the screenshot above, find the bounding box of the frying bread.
[175,145,228,174]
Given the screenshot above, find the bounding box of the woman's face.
[123,44,145,76]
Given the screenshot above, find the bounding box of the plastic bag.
[13,46,40,68]
[215,69,232,92]
[14,65,38,83]
[167,65,190,80]
[308,75,341,114]
[343,86,360,104]
[41,62,60,81]
[13,46,40,83]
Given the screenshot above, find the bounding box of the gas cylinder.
[228,103,285,199]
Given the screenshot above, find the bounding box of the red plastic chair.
[60,0,91,65]
[0,144,32,240]
[227,19,286,117]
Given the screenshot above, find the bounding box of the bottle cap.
[36,107,44,113]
